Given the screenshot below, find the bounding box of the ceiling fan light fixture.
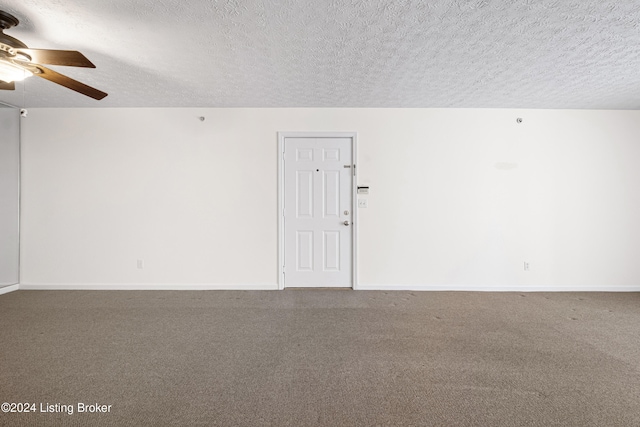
[0,59,32,82]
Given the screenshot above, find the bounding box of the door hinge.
[283,208,285,217]
[353,164,356,176]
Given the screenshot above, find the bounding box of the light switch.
[358,199,368,208]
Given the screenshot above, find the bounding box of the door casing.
[278,132,358,290]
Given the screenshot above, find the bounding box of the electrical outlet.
[137,259,144,269]
[358,199,368,208]
[524,262,529,271]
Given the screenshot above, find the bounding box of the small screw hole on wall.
[199,116,205,121]
[516,118,523,123]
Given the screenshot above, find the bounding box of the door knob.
[343,221,350,226]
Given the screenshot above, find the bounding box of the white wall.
[20,108,640,290]
[0,106,20,287]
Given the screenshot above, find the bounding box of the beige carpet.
[1,290,639,426]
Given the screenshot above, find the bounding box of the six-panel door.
[284,137,352,287]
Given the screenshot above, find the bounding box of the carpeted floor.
[0,290,639,426]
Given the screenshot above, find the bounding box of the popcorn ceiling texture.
[1,0,639,108]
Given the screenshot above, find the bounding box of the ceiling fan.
[0,10,107,100]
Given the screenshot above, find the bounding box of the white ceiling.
[1,0,639,109]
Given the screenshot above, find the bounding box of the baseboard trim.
[0,284,20,295]
[18,283,279,291]
[355,284,640,292]
[13,283,640,292]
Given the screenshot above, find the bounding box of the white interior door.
[283,136,353,287]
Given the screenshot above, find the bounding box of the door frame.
[278,132,358,290]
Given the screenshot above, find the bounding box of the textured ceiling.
[1,0,639,108]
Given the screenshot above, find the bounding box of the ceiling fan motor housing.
[0,11,27,49]
[0,10,19,30]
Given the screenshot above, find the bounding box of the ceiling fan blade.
[35,65,107,100]
[16,49,96,68]
[0,80,15,90]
